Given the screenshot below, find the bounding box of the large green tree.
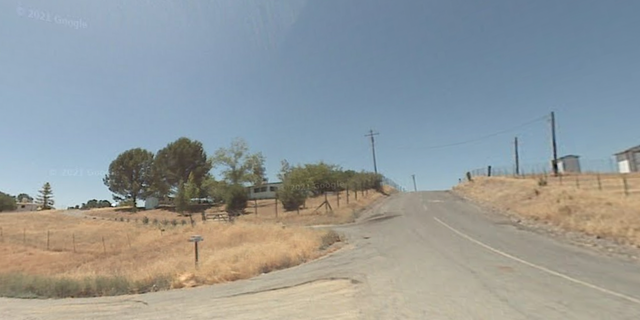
[36,182,54,210]
[153,137,212,197]
[103,148,155,212]
[212,138,265,186]
[0,192,17,212]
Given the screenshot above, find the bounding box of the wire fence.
[464,159,640,197]
[467,158,621,178]
[381,175,406,192]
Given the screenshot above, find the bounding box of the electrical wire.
[392,114,549,150]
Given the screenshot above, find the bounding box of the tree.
[98,200,112,208]
[103,148,155,212]
[276,160,308,211]
[153,137,212,198]
[0,192,17,212]
[16,193,33,203]
[86,199,99,209]
[277,183,307,211]
[36,182,54,210]
[174,181,190,214]
[185,172,200,200]
[224,184,248,216]
[202,175,224,204]
[212,138,265,186]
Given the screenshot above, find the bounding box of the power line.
[392,115,549,150]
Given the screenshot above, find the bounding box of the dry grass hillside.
[0,187,392,298]
[454,175,640,247]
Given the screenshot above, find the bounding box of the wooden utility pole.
[365,129,379,174]
[514,137,520,176]
[551,111,559,176]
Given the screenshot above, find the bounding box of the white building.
[615,145,640,173]
[247,182,282,200]
[557,155,581,173]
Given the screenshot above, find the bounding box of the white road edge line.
[433,216,640,306]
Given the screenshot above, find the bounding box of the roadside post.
[188,235,204,269]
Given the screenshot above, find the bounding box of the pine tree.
[36,182,54,210]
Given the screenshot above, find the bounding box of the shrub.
[152,218,158,225]
[224,184,248,216]
[181,219,187,226]
[171,219,178,227]
[319,230,343,250]
[538,176,548,187]
[277,184,307,211]
[142,216,149,224]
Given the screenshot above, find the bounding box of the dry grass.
[454,175,640,247]
[0,188,391,298]
[0,211,336,298]
[84,207,188,221]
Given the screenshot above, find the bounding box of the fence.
[467,158,621,178]
[465,159,640,197]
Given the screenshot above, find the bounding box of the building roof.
[558,155,580,160]
[615,145,640,155]
[247,181,282,188]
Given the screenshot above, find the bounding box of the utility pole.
[365,129,379,174]
[550,111,559,176]
[514,137,520,176]
[412,174,417,192]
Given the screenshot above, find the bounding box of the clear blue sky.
[2,0,640,209]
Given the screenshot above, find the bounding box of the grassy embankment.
[454,174,640,247]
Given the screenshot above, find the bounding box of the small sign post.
[188,235,204,269]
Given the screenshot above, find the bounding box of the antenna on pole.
[365,129,379,174]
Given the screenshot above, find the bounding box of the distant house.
[615,145,640,173]
[557,155,581,173]
[247,182,282,200]
[16,202,39,212]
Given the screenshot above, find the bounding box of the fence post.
[488,166,492,177]
[275,197,278,218]
[324,192,328,213]
[346,187,350,204]
[576,176,580,189]
[47,230,50,251]
[102,236,106,254]
[254,199,258,215]
[336,191,340,208]
[623,175,629,196]
[597,173,602,191]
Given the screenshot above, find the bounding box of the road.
[3,191,640,319]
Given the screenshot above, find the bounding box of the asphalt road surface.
[3,191,640,319]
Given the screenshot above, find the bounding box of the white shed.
[615,145,640,173]
[557,155,581,173]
